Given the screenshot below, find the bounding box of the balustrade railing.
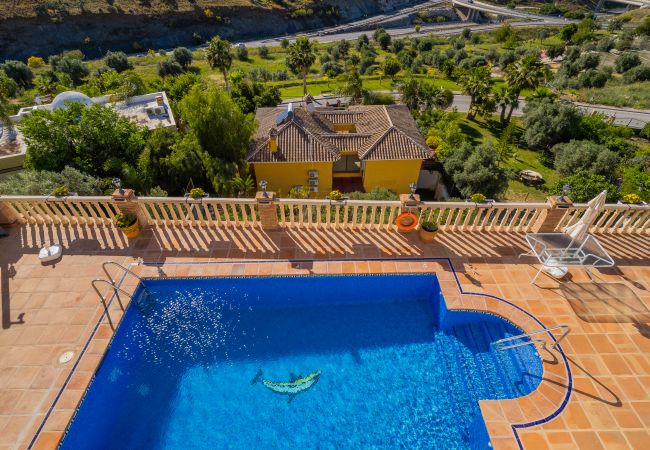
[0,195,648,234]
[275,199,401,229]
[0,196,119,226]
[139,197,259,227]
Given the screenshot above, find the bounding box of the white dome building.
[50,91,93,110]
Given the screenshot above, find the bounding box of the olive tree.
[552,140,620,177]
[522,98,582,150]
[440,142,508,198]
[614,52,641,73]
[172,47,193,70]
[104,51,132,73]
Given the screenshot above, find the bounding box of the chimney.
[304,94,315,113]
[269,127,278,153]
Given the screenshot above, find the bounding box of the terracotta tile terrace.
[0,197,649,449]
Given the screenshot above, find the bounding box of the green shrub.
[289,186,310,199]
[420,220,438,232]
[236,45,248,61]
[551,171,619,202]
[347,187,398,200]
[615,52,641,73]
[0,167,104,196]
[104,51,132,73]
[622,65,650,84]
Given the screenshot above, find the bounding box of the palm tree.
[458,66,494,120]
[423,84,453,110]
[337,69,365,105]
[285,37,316,96]
[230,175,255,197]
[397,78,420,111]
[494,86,518,126]
[206,36,233,93]
[504,54,544,123]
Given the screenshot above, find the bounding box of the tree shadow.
[458,122,483,144]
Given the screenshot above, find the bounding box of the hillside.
[2,0,329,20]
[0,0,416,60]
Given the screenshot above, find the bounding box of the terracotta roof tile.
[247,103,429,163]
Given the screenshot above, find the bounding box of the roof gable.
[247,103,430,163]
[247,121,339,163]
[359,127,431,161]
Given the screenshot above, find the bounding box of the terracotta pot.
[418,227,438,243]
[118,221,140,238]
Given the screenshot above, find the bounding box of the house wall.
[363,159,422,194]
[252,162,333,198]
[333,124,357,133]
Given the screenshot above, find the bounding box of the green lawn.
[451,115,558,202]
[275,74,460,98]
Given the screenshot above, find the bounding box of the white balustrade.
[0,195,647,234]
[138,197,259,227]
[0,196,119,226]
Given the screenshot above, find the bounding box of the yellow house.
[246,98,431,197]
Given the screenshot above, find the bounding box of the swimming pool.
[61,274,542,449]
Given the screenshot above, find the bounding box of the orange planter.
[395,212,418,232]
[118,221,140,238]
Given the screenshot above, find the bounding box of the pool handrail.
[492,325,570,351]
[102,261,144,285]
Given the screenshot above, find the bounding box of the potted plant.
[52,185,69,197]
[619,193,645,205]
[469,193,486,203]
[47,185,77,201]
[114,213,140,238]
[419,219,439,242]
[185,187,208,203]
[326,189,349,204]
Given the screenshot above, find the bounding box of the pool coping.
[27,257,573,450]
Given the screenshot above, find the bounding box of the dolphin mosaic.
[251,369,321,402]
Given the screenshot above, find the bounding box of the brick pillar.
[0,201,20,226]
[532,196,573,232]
[399,193,421,213]
[256,191,279,230]
[111,189,149,228]
[398,193,421,233]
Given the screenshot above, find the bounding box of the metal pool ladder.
[493,325,571,351]
[91,262,147,330]
[102,261,144,285]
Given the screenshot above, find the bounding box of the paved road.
[244,15,572,48]
[284,93,650,128]
[452,0,550,20]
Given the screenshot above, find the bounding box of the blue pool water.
[61,274,542,449]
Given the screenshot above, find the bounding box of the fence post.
[111,189,150,228]
[532,196,572,232]
[256,191,279,230]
